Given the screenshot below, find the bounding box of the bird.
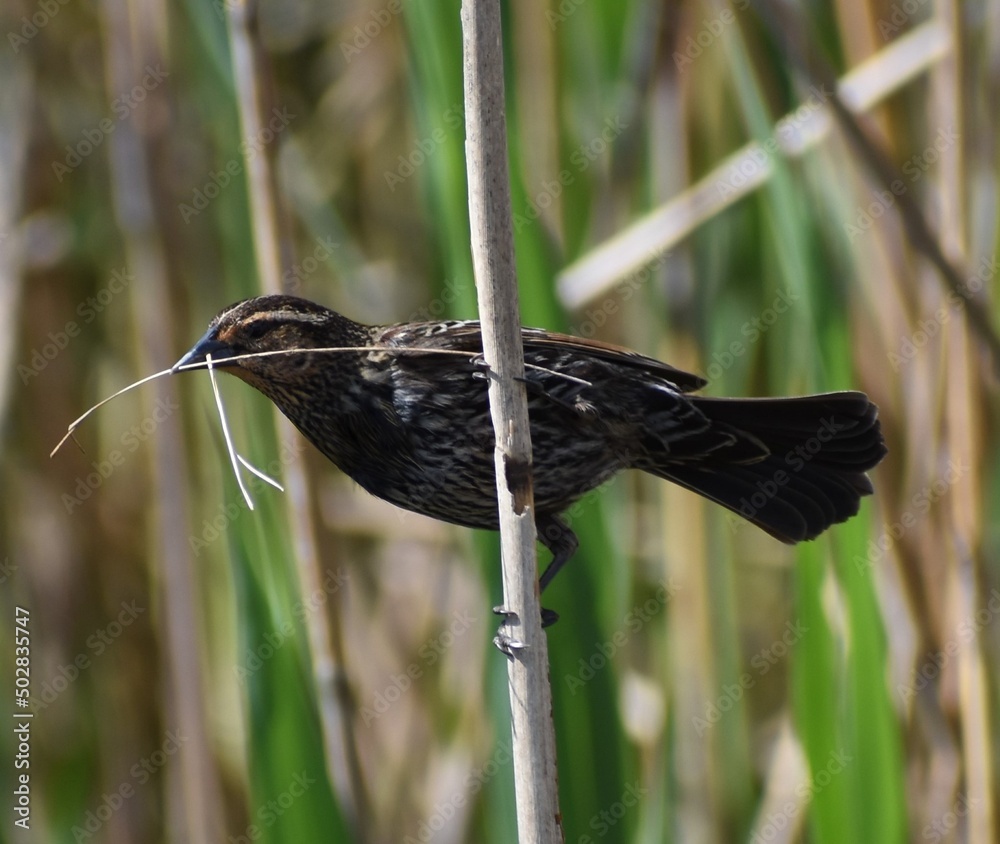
[173,294,887,620]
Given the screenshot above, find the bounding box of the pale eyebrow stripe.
[234,309,329,328]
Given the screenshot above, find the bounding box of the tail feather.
[648,391,886,543]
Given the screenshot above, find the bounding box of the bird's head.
[172,295,368,388]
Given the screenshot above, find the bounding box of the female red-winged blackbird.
[174,295,886,605]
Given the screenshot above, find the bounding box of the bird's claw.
[492,604,516,620]
[493,631,528,657]
[491,604,558,654]
[492,606,527,656]
[493,604,559,626]
[471,355,500,382]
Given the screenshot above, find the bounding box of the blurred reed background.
[0,0,997,842]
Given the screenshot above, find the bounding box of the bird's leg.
[490,515,575,648]
[537,513,578,592]
[492,513,575,637]
[536,513,579,626]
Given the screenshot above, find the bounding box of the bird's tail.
[646,391,886,543]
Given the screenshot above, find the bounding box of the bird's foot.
[493,604,558,626]
[470,355,499,382]
[491,604,559,655]
[492,606,527,656]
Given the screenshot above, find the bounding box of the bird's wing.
[378,320,747,460]
[377,321,707,393]
[520,328,706,393]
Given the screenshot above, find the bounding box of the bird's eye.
[244,321,271,342]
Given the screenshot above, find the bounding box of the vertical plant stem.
[226,0,370,837]
[460,1,563,841]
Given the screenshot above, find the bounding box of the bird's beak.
[171,328,236,373]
